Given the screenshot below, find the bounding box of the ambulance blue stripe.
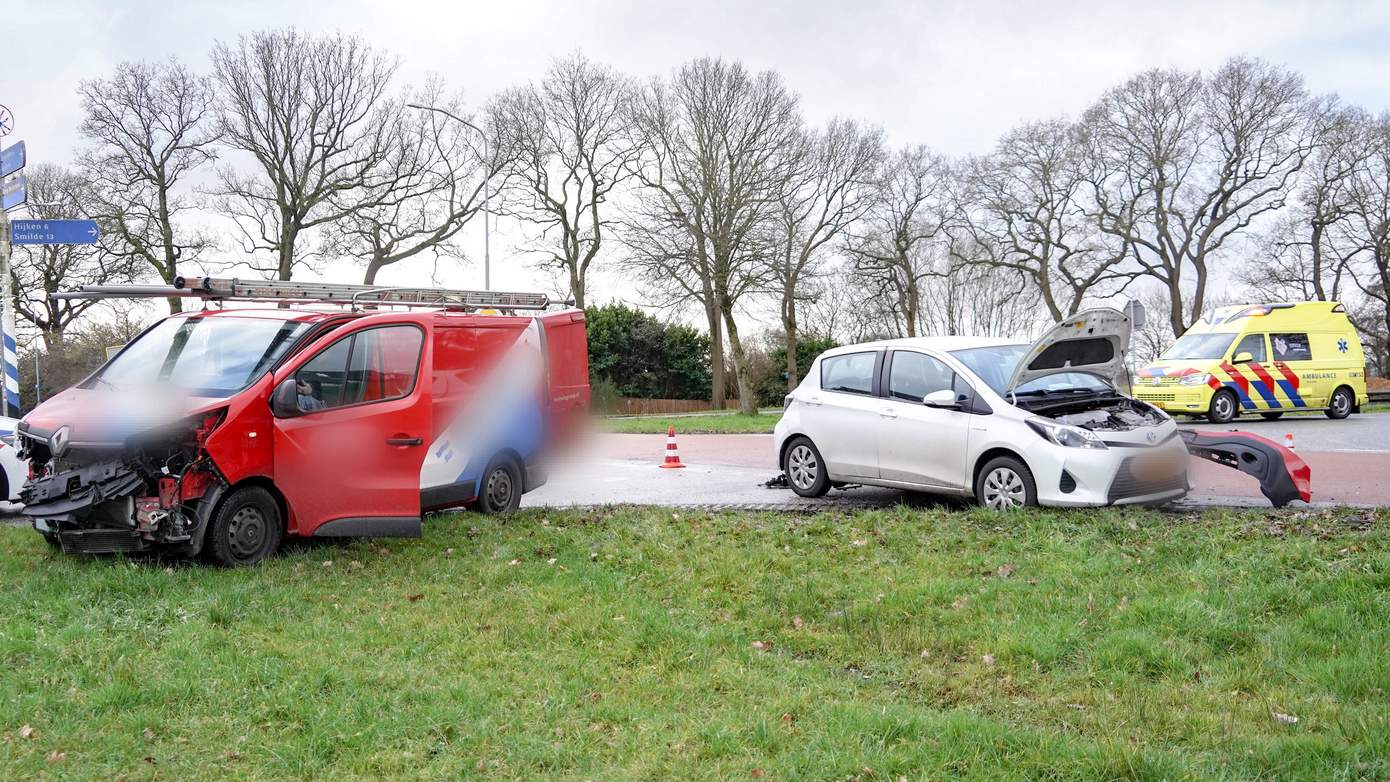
[1248,379,1281,408]
[1224,382,1257,410]
[1275,379,1307,408]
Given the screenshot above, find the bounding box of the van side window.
[343,326,424,404]
[888,351,954,402]
[295,326,424,412]
[1233,333,1266,362]
[1271,333,1312,362]
[821,352,876,395]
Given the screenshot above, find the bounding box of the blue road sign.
[1,174,23,211]
[0,141,22,177]
[11,219,100,245]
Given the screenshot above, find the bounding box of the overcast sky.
[6,0,1390,311]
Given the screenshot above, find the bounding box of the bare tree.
[845,145,954,336]
[77,58,218,312]
[332,83,500,284]
[769,118,884,389]
[1347,114,1390,370]
[210,29,399,280]
[922,238,1043,337]
[1082,58,1314,336]
[9,165,142,347]
[1244,99,1369,302]
[624,58,802,413]
[965,118,1125,320]
[492,53,637,307]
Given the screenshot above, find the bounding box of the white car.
[773,309,1190,509]
[0,415,29,502]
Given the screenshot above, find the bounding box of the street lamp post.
[406,103,491,291]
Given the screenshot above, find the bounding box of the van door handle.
[386,437,423,447]
[880,407,897,419]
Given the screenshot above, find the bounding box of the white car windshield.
[95,316,310,397]
[950,345,1112,395]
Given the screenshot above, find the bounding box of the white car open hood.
[1006,307,1133,394]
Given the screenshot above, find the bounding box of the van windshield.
[94,316,310,397]
[1160,333,1236,360]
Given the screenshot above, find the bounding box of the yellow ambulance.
[1132,302,1368,423]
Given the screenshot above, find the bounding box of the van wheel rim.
[227,506,267,559]
[788,445,818,490]
[486,468,514,509]
[983,468,1026,509]
[1215,395,1233,419]
[1333,391,1350,415]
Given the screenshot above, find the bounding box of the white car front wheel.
[975,456,1037,510]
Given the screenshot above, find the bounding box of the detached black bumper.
[1180,430,1312,507]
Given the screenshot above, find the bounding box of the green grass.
[3,505,1389,780]
[603,411,782,434]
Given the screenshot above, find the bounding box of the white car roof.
[825,335,1025,355]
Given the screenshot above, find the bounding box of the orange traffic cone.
[1284,432,1296,451]
[660,425,686,468]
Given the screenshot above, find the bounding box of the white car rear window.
[821,352,876,395]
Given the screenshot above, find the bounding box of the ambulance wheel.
[477,456,522,514]
[783,437,830,498]
[205,486,283,567]
[1326,387,1355,420]
[1207,390,1238,424]
[1260,412,1284,421]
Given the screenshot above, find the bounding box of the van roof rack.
[50,277,567,312]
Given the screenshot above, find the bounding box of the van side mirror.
[271,377,301,418]
[923,389,958,408]
[1232,351,1255,364]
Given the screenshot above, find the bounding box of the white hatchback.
[773,309,1189,509]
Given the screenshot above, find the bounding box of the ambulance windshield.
[94,316,310,397]
[1161,333,1236,361]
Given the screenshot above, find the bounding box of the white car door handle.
[880,407,897,419]
[805,395,822,406]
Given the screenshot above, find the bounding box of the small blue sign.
[11,219,100,245]
[0,141,22,178]
[0,174,23,211]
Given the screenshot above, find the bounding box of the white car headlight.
[1026,418,1108,450]
[1178,373,1211,386]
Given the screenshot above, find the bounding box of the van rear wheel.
[1326,387,1354,420]
[1207,389,1238,424]
[477,456,522,514]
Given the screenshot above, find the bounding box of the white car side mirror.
[923,389,958,408]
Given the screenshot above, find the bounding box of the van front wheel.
[1326,387,1355,420]
[1207,389,1238,424]
[205,486,283,567]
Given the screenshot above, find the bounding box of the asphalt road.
[523,413,1390,511]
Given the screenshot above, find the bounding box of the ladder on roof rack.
[50,277,566,312]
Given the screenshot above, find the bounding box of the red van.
[17,278,589,565]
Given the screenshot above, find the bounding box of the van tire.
[1207,389,1239,424]
[1326,387,1355,420]
[975,456,1037,510]
[204,486,283,567]
[477,456,522,514]
[1260,412,1284,421]
[782,437,830,498]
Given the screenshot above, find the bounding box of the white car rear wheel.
[783,437,830,498]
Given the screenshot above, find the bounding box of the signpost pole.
[0,207,18,416]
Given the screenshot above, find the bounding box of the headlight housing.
[1178,373,1211,386]
[1026,418,1108,449]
